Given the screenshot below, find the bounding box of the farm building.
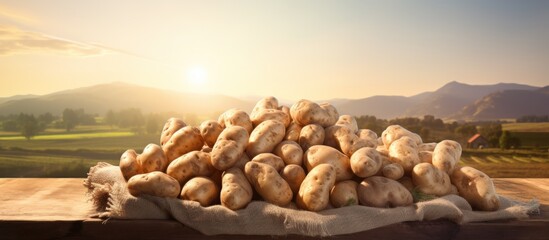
[467,134,490,149]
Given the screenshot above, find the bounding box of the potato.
[451,166,500,211]
[162,126,204,163]
[211,126,249,171]
[199,120,224,148]
[357,176,413,208]
[246,120,285,158]
[251,153,285,172]
[232,152,250,171]
[298,124,325,151]
[419,151,433,164]
[376,145,389,157]
[382,163,404,180]
[251,109,291,128]
[137,143,168,173]
[297,163,337,211]
[250,96,279,117]
[166,151,215,186]
[303,145,354,182]
[244,161,293,206]
[127,171,180,198]
[119,149,142,181]
[381,125,422,148]
[330,180,359,208]
[218,108,253,134]
[180,177,219,207]
[221,168,253,210]
[325,125,370,156]
[335,115,358,134]
[357,129,378,148]
[290,99,339,127]
[279,105,291,121]
[273,140,303,166]
[349,147,382,178]
[281,164,306,196]
[412,163,452,196]
[398,176,414,193]
[284,121,302,142]
[432,140,462,174]
[419,142,437,152]
[388,136,420,173]
[160,118,186,146]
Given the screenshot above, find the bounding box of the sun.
[186,66,207,87]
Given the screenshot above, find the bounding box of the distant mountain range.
[0,81,547,121]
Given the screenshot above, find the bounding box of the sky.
[1,0,548,101]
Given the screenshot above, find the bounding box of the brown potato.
[330,180,359,208]
[250,96,279,117]
[246,120,285,158]
[357,176,413,208]
[251,153,285,172]
[356,129,378,148]
[137,143,168,173]
[297,163,337,211]
[325,125,370,156]
[350,147,383,178]
[162,126,204,163]
[451,166,500,211]
[211,126,249,171]
[299,124,325,151]
[382,163,404,180]
[419,151,433,164]
[398,176,414,193]
[221,168,253,210]
[303,145,354,182]
[180,177,219,207]
[290,99,339,127]
[127,171,180,198]
[432,140,462,174]
[119,149,142,181]
[284,121,302,142]
[388,136,420,173]
[218,108,253,134]
[381,125,422,148]
[251,109,291,128]
[232,152,250,171]
[244,161,293,206]
[335,115,358,134]
[160,118,186,146]
[419,142,437,152]
[273,140,303,166]
[281,164,306,196]
[412,163,452,196]
[199,120,224,148]
[166,151,215,186]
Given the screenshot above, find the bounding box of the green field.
[460,149,549,178]
[502,122,549,132]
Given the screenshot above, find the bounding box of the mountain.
[454,89,549,120]
[333,81,540,119]
[0,82,255,117]
[0,94,38,105]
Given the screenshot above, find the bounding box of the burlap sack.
[84,162,539,237]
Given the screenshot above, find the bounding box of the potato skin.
[119,149,142,181]
[451,166,500,211]
[251,153,285,172]
[284,121,302,142]
[356,129,378,148]
[419,143,437,152]
[350,147,383,178]
[218,109,253,134]
[297,163,337,211]
[232,152,250,171]
[432,140,462,174]
[382,163,404,180]
[273,140,303,166]
[162,126,204,163]
[221,168,253,210]
[251,109,291,128]
[166,151,215,186]
[304,145,354,182]
[160,118,187,146]
[210,126,249,171]
[127,171,180,198]
[199,120,224,148]
[281,164,306,195]
[357,176,413,208]
[412,163,451,196]
[137,143,168,173]
[335,115,358,134]
[330,180,359,208]
[299,124,325,151]
[244,161,293,206]
[388,136,420,173]
[246,120,286,158]
[180,177,219,207]
[381,125,422,148]
[290,99,339,128]
[419,151,433,164]
[325,125,370,156]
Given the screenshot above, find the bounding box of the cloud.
[0,25,110,56]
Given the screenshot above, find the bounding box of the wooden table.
[0,178,547,240]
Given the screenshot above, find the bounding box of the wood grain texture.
[0,178,547,240]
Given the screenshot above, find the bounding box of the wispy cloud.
[0,25,110,56]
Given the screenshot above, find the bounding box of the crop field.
[460,150,549,178]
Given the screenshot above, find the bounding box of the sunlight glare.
[186,66,207,87]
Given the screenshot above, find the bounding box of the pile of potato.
[119,97,500,212]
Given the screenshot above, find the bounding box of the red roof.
[467,133,481,143]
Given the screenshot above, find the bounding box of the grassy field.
[502,122,549,132]
[460,149,549,178]
[501,123,549,149]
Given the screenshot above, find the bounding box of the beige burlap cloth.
[84,162,539,237]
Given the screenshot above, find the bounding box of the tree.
[146,114,160,135]
[18,114,40,140]
[2,120,18,132]
[499,130,510,149]
[105,110,117,128]
[38,112,55,125]
[478,123,502,147]
[63,108,79,132]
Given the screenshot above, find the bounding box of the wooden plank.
[0,178,548,240]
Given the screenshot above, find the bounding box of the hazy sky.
[1,1,548,100]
